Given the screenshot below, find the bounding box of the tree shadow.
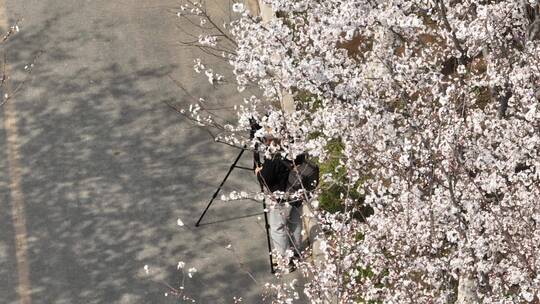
[0,4,271,304]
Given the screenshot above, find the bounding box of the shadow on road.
[0,4,270,304]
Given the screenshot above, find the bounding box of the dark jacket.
[257,155,289,193]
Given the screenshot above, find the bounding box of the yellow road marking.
[0,0,32,303]
[4,102,32,304]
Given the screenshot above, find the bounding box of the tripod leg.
[262,198,275,274]
[195,149,245,227]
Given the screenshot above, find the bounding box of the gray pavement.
[0,1,278,303]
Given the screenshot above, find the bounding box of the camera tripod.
[194,147,275,274]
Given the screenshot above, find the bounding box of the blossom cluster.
[181,0,540,302]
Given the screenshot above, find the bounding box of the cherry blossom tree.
[177,0,540,302]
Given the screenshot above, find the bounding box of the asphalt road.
[0,1,275,303]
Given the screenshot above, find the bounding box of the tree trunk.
[456,275,479,304]
[258,0,274,23]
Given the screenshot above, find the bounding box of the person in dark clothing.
[255,137,303,265]
[256,155,289,193]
